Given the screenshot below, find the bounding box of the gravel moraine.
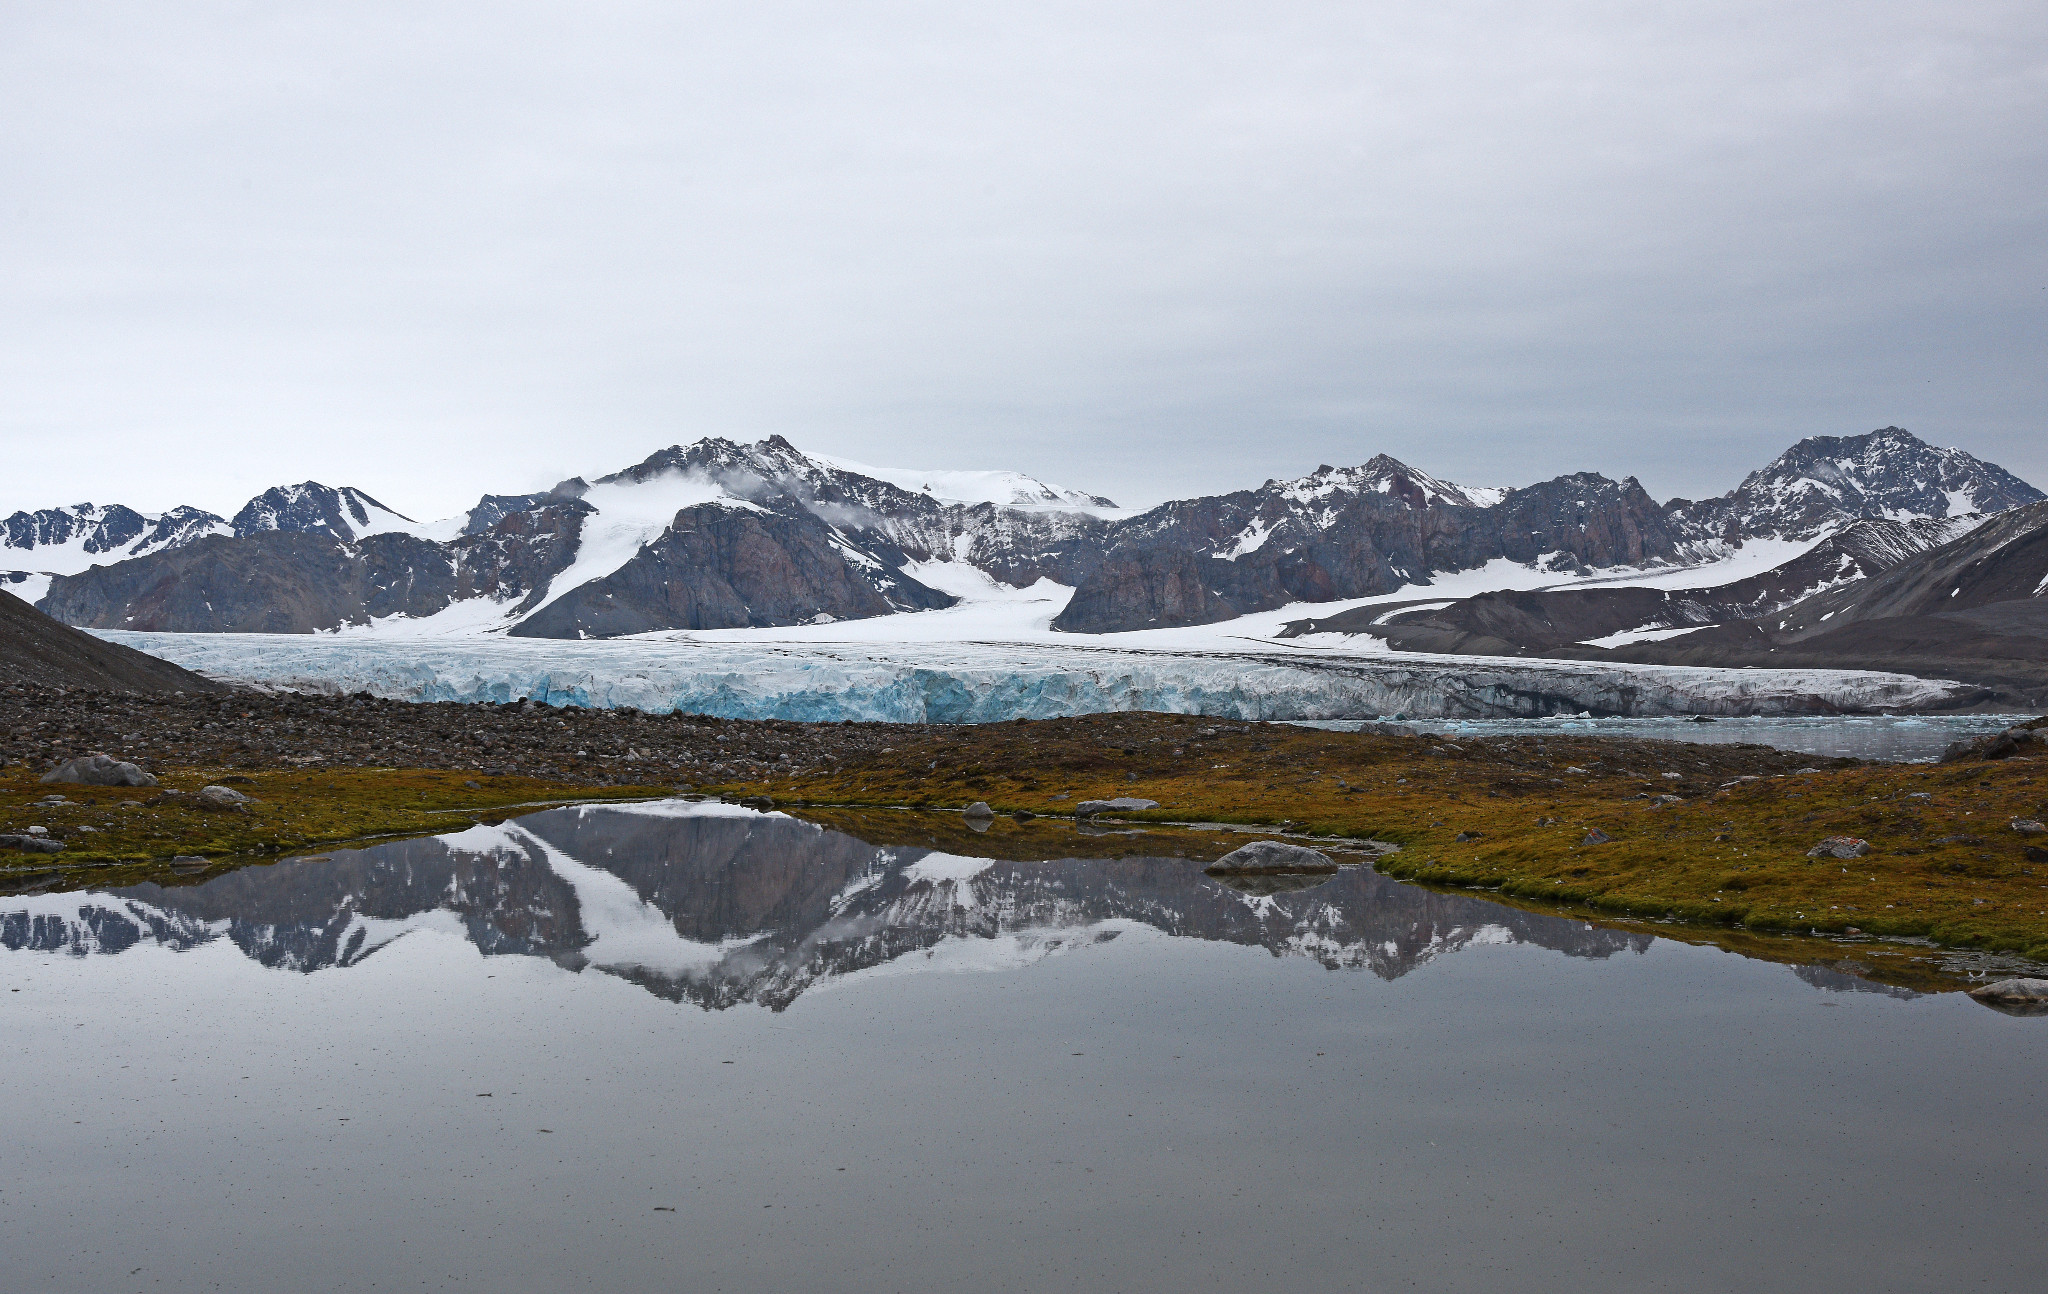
[0,682,909,788]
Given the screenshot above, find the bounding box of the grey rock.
[1582,828,1614,845]
[1967,977,2048,1004]
[1807,835,1870,859]
[170,855,211,870]
[1073,797,1160,817]
[2011,820,2046,836]
[0,834,64,853]
[195,784,255,811]
[961,801,995,818]
[1203,840,1338,875]
[41,752,158,787]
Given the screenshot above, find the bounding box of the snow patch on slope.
[813,454,1124,514]
[522,473,762,618]
[1580,624,1719,649]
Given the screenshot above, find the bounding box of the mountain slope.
[231,482,433,542]
[1300,502,2048,704]
[1671,426,2043,540]
[1769,499,2048,635]
[1292,514,1981,653]
[0,588,223,691]
[3,502,232,604]
[19,426,2043,640]
[1052,468,1675,632]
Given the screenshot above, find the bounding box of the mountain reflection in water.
[11,800,1673,1009]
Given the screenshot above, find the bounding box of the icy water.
[1299,713,2028,761]
[4,802,2043,1294]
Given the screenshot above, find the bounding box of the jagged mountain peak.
[593,436,1118,516]
[231,482,420,543]
[26,426,2044,641]
[3,500,231,604]
[1722,425,2043,539]
[1258,454,1508,510]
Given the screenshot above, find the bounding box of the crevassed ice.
[96,630,1967,721]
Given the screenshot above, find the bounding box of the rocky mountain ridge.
[13,425,2040,638]
[1669,426,2042,541]
[1295,502,2048,704]
[0,588,222,692]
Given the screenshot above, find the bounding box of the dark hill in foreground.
[0,588,221,692]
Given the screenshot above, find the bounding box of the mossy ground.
[0,766,663,890]
[712,712,2048,959]
[8,709,2045,964]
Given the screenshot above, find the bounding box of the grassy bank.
[714,712,2048,958]
[8,708,2045,961]
[0,765,665,886]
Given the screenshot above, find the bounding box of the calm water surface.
[1298,713,2031,761]
[3,801,2042,1293]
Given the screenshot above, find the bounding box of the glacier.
[97,629,1970,721]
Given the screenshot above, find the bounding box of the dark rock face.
[461,484,593,536]
[511,502,954,637]
[43,532,459,633]
[1052,469,1677,632]
[231,482,414,541]
[0,588,222,692]
[1054,548,1227,631]
[448,499,592,612]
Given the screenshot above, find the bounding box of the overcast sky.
[3,1,2043,520]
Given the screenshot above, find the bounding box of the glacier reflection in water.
[3,800,1656,1008]
[6,801,2044,1294]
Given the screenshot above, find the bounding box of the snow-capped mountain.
[1341,454,1508,510]
[19,425,2043,639]
[1048,466,1673,632]
[1673,426,2043,540]
[1,502,231,602]
[1305,513,1991,657]
[230,482,446,542]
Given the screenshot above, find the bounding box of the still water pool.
[3,801,2042,1293]
[1298,712,2030,761]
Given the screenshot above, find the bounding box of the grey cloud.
[2,0,2042,520]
